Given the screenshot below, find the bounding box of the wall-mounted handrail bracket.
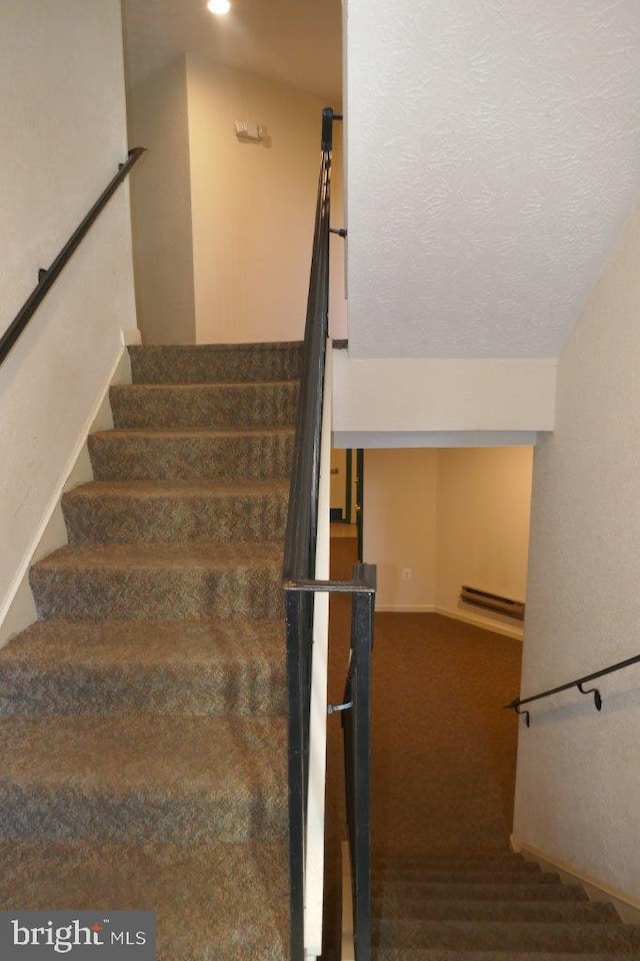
[506,651,640,728]
[38,268,48,283]
[515,704,531,728]
[577,681,602,711]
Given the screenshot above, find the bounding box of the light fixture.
[207,0,231,14]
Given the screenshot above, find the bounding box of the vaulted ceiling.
[121,0,342,102]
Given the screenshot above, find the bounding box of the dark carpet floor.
[322,536,522,959]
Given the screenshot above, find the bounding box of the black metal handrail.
[0,147,145,368]
[283,108,375,961]
[505,652,640,727]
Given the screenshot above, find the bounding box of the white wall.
[332,353,555,448]
[513,197,640,907]
[186,55,345,344]
[127,57,196,344]
[362,447,532,632]
[0,0,137,633]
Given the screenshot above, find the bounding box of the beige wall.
[364,449,439,610]
[513,198,640,906]
[362,447,533,633]
[127,53,345,346]
[436,448,533,629]
[0,1,137,631]
[127,58,196,344]
[186,54,344,344]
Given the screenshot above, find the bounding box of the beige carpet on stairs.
[0,341,301,961]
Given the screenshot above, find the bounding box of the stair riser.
[30,566,283,621]
[62,491,289,545]
[0,787,288,844]
[378,866,545,883]
[0,668,287,717]
[372,899,619,923]
[110,383,298,430]
[88,432,294,481]
[129,343,302,385]
[371,882,588,903]
[373,919,640,952]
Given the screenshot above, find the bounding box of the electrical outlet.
[402,567,412,581]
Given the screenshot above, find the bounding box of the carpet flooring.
[323,537,640,959]
[0,341,301,961]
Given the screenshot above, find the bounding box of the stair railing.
[505,651,640,726]
[283,108,376,961]
[0,148,145,368]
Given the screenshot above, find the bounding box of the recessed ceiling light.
[207,0,231,14]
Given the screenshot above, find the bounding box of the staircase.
[371,849,640,959]
[0,341,301,960]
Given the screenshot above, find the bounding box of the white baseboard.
[375,604,436,613]
[435,605,523,640]
[511,836,640,924]
[373,603,523,639]
[0,345,130,647]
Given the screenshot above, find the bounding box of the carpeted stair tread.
[62,478,289,544]
[372,951,639,960]
[0,619,286,716]
[372,880,589,903]
[378,864,548,883]
[375,851,530,869]
[110,381,298,429]
[88,427,294,481]
[129,341,302,384]
[371,897,620,923]
[0,840,289,961]
[372,917,640,952]
[0,715,287,842]
[29,541,284,621]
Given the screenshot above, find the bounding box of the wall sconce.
[234,121,267,144]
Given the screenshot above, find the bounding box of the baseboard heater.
[460,585,525,621]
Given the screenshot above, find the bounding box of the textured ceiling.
[121,0,342,102]
[346,0,640,358]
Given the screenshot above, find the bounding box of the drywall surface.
[436,448,533,631]
[332,353,556,436]
[127,57,196,344]
[363,449,439,611]
[513,198,640,903]
[362,447,532,629]
[345,0,640,359]
[0,0,137,631]
[186,55,345,343]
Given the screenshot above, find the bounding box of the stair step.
[62,479,289,545]
[128,341,302,384]
[88,427,294,481]
[29,542,283,621]
[375,851,528,870]
[373,918,640,953]
[377,863,546,884]
[0,716,287,843]
[372,881,589,903]
[372,897,620,923]
[373,951,638,961]
[0,840,289,961]
[0,619,286,716]
[110,381,298,430]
